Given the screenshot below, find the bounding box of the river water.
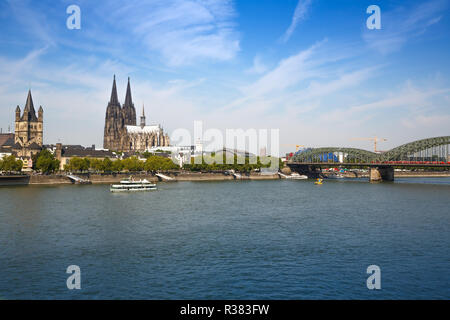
[0,178,449,299]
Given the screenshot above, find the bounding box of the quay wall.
[0,175,30,186]
[25,172,280,185]
[173,172,280,181]
[29,173,159,185]
[395,171,450,178]
[1,170,448,186]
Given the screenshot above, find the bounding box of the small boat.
[110,177,157,192]
[314,178,323,185]
[286,172,308,180]
[326,173,345,179]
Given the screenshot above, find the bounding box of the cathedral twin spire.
[124,77,133,108]
[108,75,137,126]
[109,75,120,106]
[109,75,133,107]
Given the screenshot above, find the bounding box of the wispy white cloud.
[107,0,240,66]
[318,81,450,132]
[363,0,446,54]
[281,0,313,43]
[225,39,368,111]
[401,114,450,129]
[245,56,268,75]
[4,0,240,67]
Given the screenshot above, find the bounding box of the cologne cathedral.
[103,76,170,152]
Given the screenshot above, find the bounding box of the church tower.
[14,90,43,149]
[122,77,136,126]
[103,75,123,150]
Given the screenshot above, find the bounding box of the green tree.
[82,158,90,171]
[14,159,23,172]
[144,156,178,171]
[111,159,123,172]
[102,158,113,172]
[65,157,87,172]
[34,149,60,174]
[0,155,23,172]
[122,156,143,172]
[142,151,152,159]
[89,158,103,172]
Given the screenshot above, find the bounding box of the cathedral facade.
[103,76,170,152]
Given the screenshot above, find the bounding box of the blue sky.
[0,0,449,152]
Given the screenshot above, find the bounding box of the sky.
[0,0,449,154]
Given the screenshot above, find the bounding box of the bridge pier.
[369,166,394,182]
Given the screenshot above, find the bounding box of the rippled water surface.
[0,178,449,299]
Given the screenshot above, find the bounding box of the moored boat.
[286,172,308,180]
[326,173,345,179]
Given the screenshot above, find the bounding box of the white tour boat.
[286,172,308,180]
[110,177,157,192]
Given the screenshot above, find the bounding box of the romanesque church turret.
[13,90,43,157]
[103,76,170,152]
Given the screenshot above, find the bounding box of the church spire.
[109,75,119,105]
[21,89,38,121]
[24,90,35,112]
[124,77,133,107]
[122,76,136,126]
[140,104,146,128]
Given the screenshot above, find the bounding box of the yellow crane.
[351,136,387,153]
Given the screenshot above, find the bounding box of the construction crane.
[351,136,387,153]
[281,144,305,152]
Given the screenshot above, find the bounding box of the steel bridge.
[287,136,450,181]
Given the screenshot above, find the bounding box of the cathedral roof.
[21,90,38,122]
[123,77,134,108]
[62,147,114,158]
[109,75,120,106]
[0,133,15,147]
[28,142,42,150]
[0,146,14,154]
[126,124,161,134]
[12,142,23,149]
